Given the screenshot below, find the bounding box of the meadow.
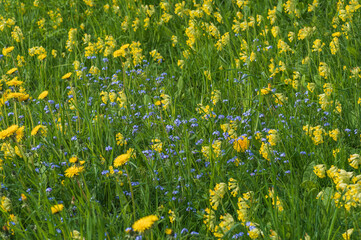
[1,0,361,239]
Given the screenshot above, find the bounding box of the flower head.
[38,90,49,100]
[132,215,159,233]
[51,204,64,214]
[0,125,19,140]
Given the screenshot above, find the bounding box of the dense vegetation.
[1,0,361,239]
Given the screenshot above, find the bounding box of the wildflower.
[1,196,11,212]
[209,183,227,210]
[2,46,15,56]
[7,68,18,75]
[51,204,64,214]
[328,129,340,141]
[348,154,361,169]
[7,92,29,102]
[308,0,319,12]
[38,91,48,100]
[313,164,326,178]
[307,83,316,93]
[233,136,249,152]
[15,126,25,142]
[31,125,47,136]
[114,148,135,167]
[0,125,19,140]
[11,26,24,42]
[342,228,353,240]
[228,178,239,197]
[248,225,263,239]
[330,37,339,55]
[298,26,316,40]
[151,139,163,153]
[132,215,159,233]
[168,210,175,223]
[62,72,72,79]
[267,188,284,211]
[6,77,23,87]
[65,165,84,178]
[319,62,330,79]
[21,194,27,201]
[260,142,271,161]
[165,229,172,235]
[267,129,279,146]
[312,39,325,52]
[274,93,287,105]
[211,90,221,105]
[69,156,78,163]
[116,133,127,146]
[214,213,235,238]
[71,230,84,240]
[203,208,216,231]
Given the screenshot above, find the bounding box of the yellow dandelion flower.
[65,165,84,178]
[51,204,64,214]
[6,68,18,75]
[114,148,135,167]
[31,125,47,136]
[2,46,15,56]
[38,90,49,100]
[132,215,159,233]
[62,72,72,79]
[0,125,19,140]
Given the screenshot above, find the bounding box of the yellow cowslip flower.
[298,26,316,40]
[330,37,339,55]
[308,0,319,12]
[203,208,216,231]
[313,164,326,178]
[209,183,227,210]
[312,39,325,52]
[328,129,340,141]
[11,26,24,42]
[267,7,277,25]
[277,39,293,53]
[274,93,287,105]
[271,26,280,38]
[116,133,127,146]
[248,225,263,239]
[211,90,221,105]
[233,136,250,152]
[307,83,316,93]
[228,178,239,197]
[348,154,361,169]
[151,139,163,153]
[319,62,330,79]
[21,194,27,201]
[1,196,12,212]
[342,228,353,240]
